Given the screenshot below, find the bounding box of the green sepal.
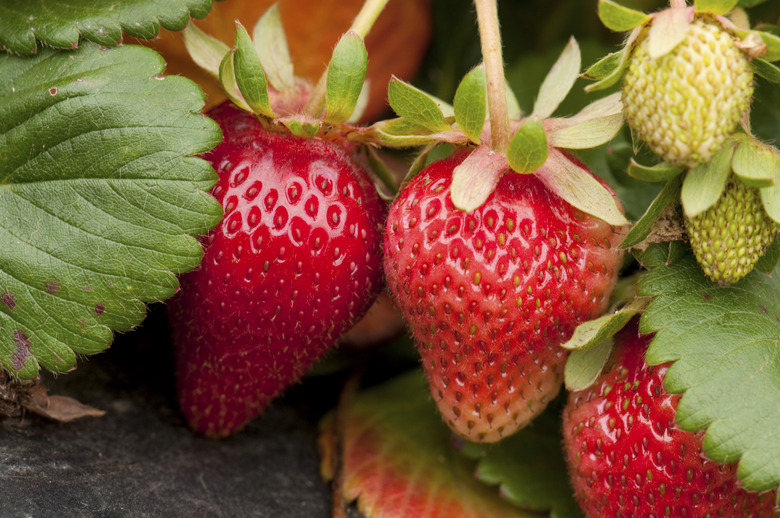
[233,23,274,118]
[759,168,780,225]
[564,299,649,352]
[749,30,780,62]
[402,143,440,187]
[695,0,739,15]
[681,143,735,218]
[598,0,650,32]
[218,50,250,112]
[364,147,399,199]
[546,92,624,150]
[584,30,638,93]
[387,78,452,133]
[364,118,464,148]
[752,58,780,83]
[582,51,623,81]
[453,65,487,145]
[627,159,685,183]
[755,234,780,274]
[278,117,320,138]
[324,32,368,125]
[621,175,683,248]
[183,23,229,80]
[731,134,779,188]
[565,339,616,392]
[252,3,295,92]
[531,37,581,119]
[506,119,548,174]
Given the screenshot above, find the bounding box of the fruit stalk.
[670,0,686,8]
[303,0,390,117]
[474,0,511,154]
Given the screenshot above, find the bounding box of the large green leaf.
[0,43,222,378]
[639,255,780,492]
[0,0,213,54]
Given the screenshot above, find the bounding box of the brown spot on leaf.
[11,330,31,371]
[94,304,105,316]
[1,293,15,310]
[46,281,60,293]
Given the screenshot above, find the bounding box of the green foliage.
[0,0,212,54]
[453,66,487,145]
[0,43,222,377]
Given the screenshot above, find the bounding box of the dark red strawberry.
[168,102,385,438]
[383,149,624,442]
[562,319,778,517]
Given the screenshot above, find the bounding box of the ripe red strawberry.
[167,101,385,438]
[383,149,624,442]
[562,320,778,517]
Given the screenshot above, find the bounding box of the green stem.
[474,0,510,154]
[303,0,389,118]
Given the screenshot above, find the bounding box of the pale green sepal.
[387,78,452,133]
[752,58,780,83]
[582,51,623,81]
[760,168,780,224]
[627,159,685,183]
[621,176,683,248]
[450,145,508,213]
[681,143,734,218]
[278,117,320,138]
[754,31,780,62]
[183,23,229,80]
[233,23,274,118]
[532,37,581,119]
[563,299,649,351]
[505,85,523,119]
[365,147,399,198]
[598,0,651,32]
[535,148,629,226]
[585,27,639,93]
[732,135,780,188]
[219,50,251,112]
[506,119,548,174]
[565,339,615,392]
[324,32,368,124]
[695,0,739,15]
[453,65,487,145]
[252,3,295,92]
[347,80,371,124]
[365,118,466,148]
[546,92,624,149]
[647,7,694,60]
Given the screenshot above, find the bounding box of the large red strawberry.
[383,149,624,442]
[562,319,778,517]
[167,102,385,438]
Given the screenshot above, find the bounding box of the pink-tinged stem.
[303,0,389,118]
[670,0,687,8]
[474,0,511,154]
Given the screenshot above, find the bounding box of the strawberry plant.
[3,0,780,517]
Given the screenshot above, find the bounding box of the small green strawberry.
[622,16,753,168]
[685,176,779,285]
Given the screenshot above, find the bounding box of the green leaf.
[752,58,780,83]
[621,175,683,248]
[387,78,452,133]
[233,23,274,118]
[695,0,739,15]
[680,143,734,218]
[565,339,615,392]
[531,37,581,119]
[639,254,780,491]
[506,119,548,174]
[453,65,487,145]
[627,159,685,183]
[324,32,368,125]
[731,134,779,188]
[318,370,538,518]
[252,3,295,92]
[183,22,229,80]
[0,44,222,378]
[598,0,650,32]
[460,414,584,518]
[0,0,213,54]
[535,148,629,226]
[450,145,507,212]
[546,92,624,149]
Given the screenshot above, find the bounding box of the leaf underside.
[639,255,780,493]
[0,43,222,378]
[0,0,213,54]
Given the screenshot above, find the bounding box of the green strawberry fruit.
[685,176,779,285]
[622,17,753,168]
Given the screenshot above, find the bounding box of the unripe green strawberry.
[622,17,753,168]
[685,177,779,285]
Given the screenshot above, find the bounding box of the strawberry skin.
[383,149,624,442]
[562,320,778,517]
[168,102,385,438]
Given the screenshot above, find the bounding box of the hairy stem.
[474,0,510,154]
[670,0,687,8]
[303,0,389,118]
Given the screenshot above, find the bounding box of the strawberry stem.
[670,0,687,8]
[474,0,511,155]
[303,0,389,118]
